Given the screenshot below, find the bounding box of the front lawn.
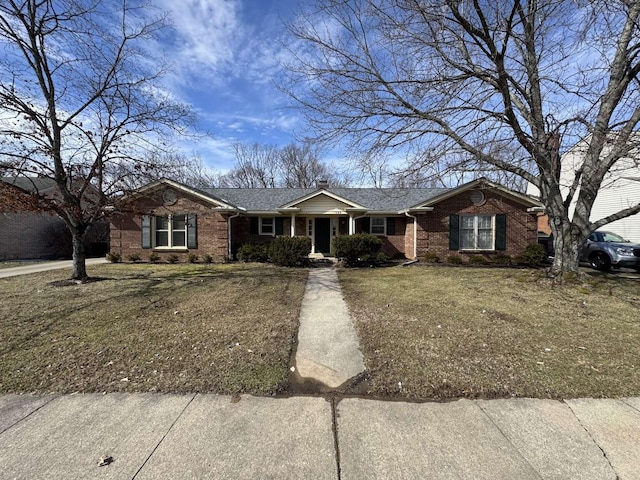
[339,266,640,400]
[0,263,307,395]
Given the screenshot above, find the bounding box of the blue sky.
[154,0,304,171]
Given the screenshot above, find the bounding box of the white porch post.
[348,214,354,235]
[290,214,296,237]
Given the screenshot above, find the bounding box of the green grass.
[0,260,47,269]
[0,263,307,395]
[339,266,640,400]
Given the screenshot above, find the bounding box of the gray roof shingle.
[203,187,449,212]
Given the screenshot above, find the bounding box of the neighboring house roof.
[129,177,542,213]
[0,177,56,193]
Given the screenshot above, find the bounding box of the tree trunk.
[71,230,88,280]
[548,215,587,276]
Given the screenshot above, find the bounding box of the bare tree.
[218,142,280,188]
[0,0,191,279]
[284,0,640,275]
[280,141,350,187]
[219,140,352,188]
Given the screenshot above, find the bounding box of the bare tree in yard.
[285,0,640,276]
[0,0,191,280]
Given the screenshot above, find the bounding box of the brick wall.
[416,189,537,261]
[0,212,67,260]
[110,191,230,262]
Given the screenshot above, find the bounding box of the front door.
[315,218,331,254]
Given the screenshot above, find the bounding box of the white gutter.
[405,212,418,260]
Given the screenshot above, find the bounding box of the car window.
[601,232,626,242]
[588,233,597,242]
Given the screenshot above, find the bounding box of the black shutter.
[495,214,506,250]
[250,217,258,235]
[449,214,460,250]
[386,217,396,235]
[361,217,370,233]
[187,214,197,248]
[275,217,284,235]
[141,215,151,249]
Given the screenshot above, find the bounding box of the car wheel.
[590,252,612,271]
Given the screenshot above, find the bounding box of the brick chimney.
[317,179,329,188]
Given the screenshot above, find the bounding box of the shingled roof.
[204,187,449,212]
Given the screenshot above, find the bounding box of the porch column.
[290,213,296,237]
[348,214,354,235]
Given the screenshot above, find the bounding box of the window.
[460,214,494,250]
[259,217,274,235]
[142,214,196,249]
[370,217,386,235]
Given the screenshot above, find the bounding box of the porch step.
[308,256,338,266]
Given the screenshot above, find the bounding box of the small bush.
[167,254,179,264]
[376,252,390,263]
[187,253,198,263]
[446,254,463,264]
[469,254,488,265]
[237,243,268,263]
[332,234,383,267]
[148,252,160,263]
[202,253,213,264]
[125,253,141,263]
[106,252,121,263]
[521,243,547,266]
[267,236,312,267]
[423,252,440,263]
[492,253,512,265]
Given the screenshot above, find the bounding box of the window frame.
[153,214,188,249]
[459,214,495,251]
[370,217,386,236]
[259,217,275,235]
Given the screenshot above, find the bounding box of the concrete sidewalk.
[0,258,108,278]
[2,393,640,479]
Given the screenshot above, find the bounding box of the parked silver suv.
[581,231,640,271]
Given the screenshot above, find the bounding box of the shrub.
[376,252,390,263]
[237,243,268,263]
[202,253,213,264]
[187,253,198,263]
[423,252,440,263]
[469,254,488,265]
[521,243,547,266]
[332,234,383,267]
[106,252,121,263]
[267,236,312,267]
[125,253,141,263]
[148,252,160,263]
[493,253,512,265]
[167,254,179,264]
[446,254,463,264]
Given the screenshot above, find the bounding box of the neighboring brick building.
[110,178,542,262]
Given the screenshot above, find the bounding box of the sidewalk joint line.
[331,397,342,480]
[130,393,197,480]
[0,395,58,436]
[564,400,620,480]
[475,401,543,479]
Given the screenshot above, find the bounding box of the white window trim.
[459,214,495,251]
[154,214,188,249]
[370,217,387,236]
[259,217,275,236]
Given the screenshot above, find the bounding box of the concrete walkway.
[2,393,640,479]
[295,267,365,388]
[0,258,108,278]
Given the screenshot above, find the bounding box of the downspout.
[405,212,417,260]
[228,211,241,259]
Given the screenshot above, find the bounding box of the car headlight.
[615,247,635,256]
